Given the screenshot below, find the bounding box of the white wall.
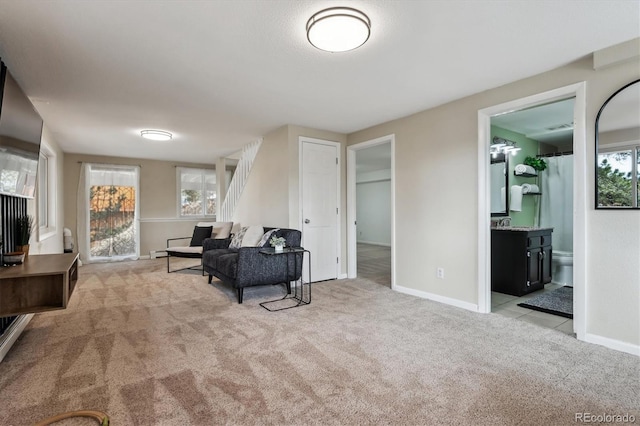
[347,54,640,349]
[357,169,391,182]
[356,169,391,246]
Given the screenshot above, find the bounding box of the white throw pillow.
[241,225,265,247]
[229,227,247,249]
[257,228,280,247]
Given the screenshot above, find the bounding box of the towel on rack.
[510,185,523,211]
[514,164,536,175]
[521,183,540,194]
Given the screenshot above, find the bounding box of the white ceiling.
[356,142,391,174]
[0,1,638,164]
[491,98,576,145]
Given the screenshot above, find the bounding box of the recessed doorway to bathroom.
[347,136,395,289]
[489,98,576,335]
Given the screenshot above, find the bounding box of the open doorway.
[478,82,587,341]
[489,98,575,334]
[347,135,395,288]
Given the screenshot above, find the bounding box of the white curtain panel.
[539,156,574,252]
[90,165,138,187]
[76,162,90,263]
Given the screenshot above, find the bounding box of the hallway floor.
[357,243,391,288]
[492,283,575,336]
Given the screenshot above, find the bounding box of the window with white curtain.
[82,164,140,262]
[37,144,56,241]
[177,167,216,218]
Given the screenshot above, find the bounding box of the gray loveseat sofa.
[202,227,303,303]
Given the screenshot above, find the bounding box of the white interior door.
[301,139,339,282]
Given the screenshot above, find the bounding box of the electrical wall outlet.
[436,267,444,279]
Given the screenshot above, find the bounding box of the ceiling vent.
[546,123,573,131]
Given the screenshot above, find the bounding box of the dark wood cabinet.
[540,244,552,285]
[491,228,552,296]
[0,253,79,316]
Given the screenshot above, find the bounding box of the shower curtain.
[539,155,573,252]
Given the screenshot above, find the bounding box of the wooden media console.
[0,253,79,316]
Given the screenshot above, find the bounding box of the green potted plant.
[523,156,547,172]
[15,214,34,256]
[270,235,286,252]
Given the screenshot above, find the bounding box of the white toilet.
[552,250,573,286]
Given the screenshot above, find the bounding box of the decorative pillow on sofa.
[257,228,280,247]
[213,222,233,239]
[197,221,233,239]
[229,227,248,249]
[241,225,265,247]
[190,226,213,247]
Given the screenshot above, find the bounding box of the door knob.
[304,219,310,224]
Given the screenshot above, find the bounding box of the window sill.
[38,228,57,243]
[178,216,217,220]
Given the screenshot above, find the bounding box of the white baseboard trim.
[394,285,479,312]
[583,332,640,356]
[145,250,169,260]
[0,314,34,363]
[357,240,391,247]
[337,273,348,279]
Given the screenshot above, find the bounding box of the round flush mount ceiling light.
[140,129,172,141]
[306,7,371,53]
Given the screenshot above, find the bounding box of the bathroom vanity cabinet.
[491,228,552,296]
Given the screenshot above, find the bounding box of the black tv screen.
[0,61,43,199]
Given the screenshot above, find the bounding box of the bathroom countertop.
[491,226,553,232]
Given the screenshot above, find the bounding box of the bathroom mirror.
[595,79,640,209]
[490,153,509,216]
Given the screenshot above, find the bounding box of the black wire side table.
[258,247,311,311]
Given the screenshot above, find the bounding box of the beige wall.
[233,126,290,228]
[29,126,65,255]
[233,125,348,275]
[583,63,639,347]
[348,56,640,347]
[63,153,215,256]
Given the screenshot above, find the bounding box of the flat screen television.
[0,60,43,199]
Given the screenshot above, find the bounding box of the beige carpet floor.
[0,258,638,425]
